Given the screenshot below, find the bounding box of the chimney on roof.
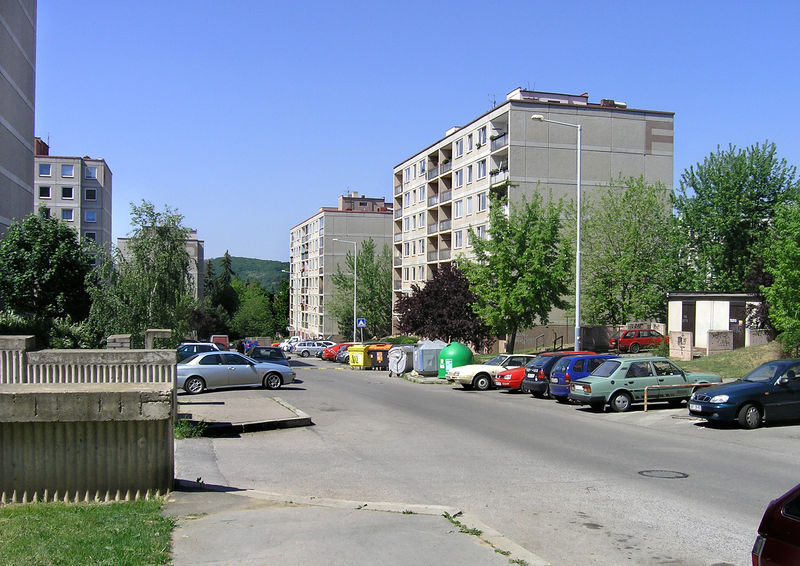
[35,137,49,156]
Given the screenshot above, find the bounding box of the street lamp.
[332,238,358,342]
[531,114,582,352]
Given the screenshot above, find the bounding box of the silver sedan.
[177,351,296,394]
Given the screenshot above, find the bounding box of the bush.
[379,335,419,344]
[652,341,670,358]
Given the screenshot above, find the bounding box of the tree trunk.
[507,326,517,353]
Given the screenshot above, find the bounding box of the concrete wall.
[669,331,693,361]
[707,330,734,355]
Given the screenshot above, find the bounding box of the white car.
[446,354,538,391]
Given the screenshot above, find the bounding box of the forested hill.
[209,256,289,291]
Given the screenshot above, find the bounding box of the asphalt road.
[177,358,800,566]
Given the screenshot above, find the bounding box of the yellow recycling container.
[347,344,370,369]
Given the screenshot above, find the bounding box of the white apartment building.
[392,88,674,334]
[34,139,112,253]
[289,193,393,339]
[0,1,36,236]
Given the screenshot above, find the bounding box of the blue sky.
[35,0,800,261]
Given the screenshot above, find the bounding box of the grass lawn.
[0,499,173,566]
[678,340,785,380]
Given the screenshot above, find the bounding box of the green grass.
[0,499,174,566]
[679,341,784,380]
[174,418,207,439]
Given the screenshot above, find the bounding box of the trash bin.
[388,345,415,377]
[367,344,392,370]
[413,340,447,376]
[438,342,474,378]
[348,344,370,369]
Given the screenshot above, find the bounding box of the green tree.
[0,208,94,321]
[459,192,572,353]
[763,201,800,352]
[271,278,290,337]
[229,280,275,338]
[578,177,684,325]
[675,141,798,292]
[330,238,392,339]
[87,201,195,347]
[395,264,492,348]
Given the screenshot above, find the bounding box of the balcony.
[427,166,439,180]
[439,219,451,232]
[394,256,402,266]
[490,170,509,184]
[394,232,403,242]
[427,224,438,235]
[440,161,452,174]
[394,279,402,290]
[394,208,402,219]
[439,249,451,260]
[394,184,402,195]
[427,251,438,262]
[439,190,452,204]
[491,133,508,151]
[428,195,438,207]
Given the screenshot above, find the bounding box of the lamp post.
[332,238,357,342]
[531,114,582,352]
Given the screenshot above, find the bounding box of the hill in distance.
[209,256,289,291]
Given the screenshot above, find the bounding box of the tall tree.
[87,201,195,347]
[271,278,290,337]
[460,192,572,353]
[578,177,684,325]
[395,264,492,348]
[330,238,392,339]
[675,141,798,292]
[0,208,93,321]
[229,280,275,338]
[763,200,800,352]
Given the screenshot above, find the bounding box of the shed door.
[681,301,696,334]
[729,302,746,349]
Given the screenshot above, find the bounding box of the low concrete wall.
[0,336,34,383]
[670,331,694,361]
[707,330,734,355]
[0,383,174,503]
[747,329,772,347]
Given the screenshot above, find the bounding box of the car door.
[623,361,659,400]
[197,353,228,388]
[651,359,689,399]
[224,353,258,386]
[766,363,800,421]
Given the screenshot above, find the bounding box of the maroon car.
[609,328,667,353]
[752,482,800,565]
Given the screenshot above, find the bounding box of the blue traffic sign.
[356,318,367,328]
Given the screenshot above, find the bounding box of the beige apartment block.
[392,88,674,333]
[289,192,393,339]
[0,1,37,236]
[34,139,112,253]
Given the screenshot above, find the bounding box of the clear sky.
[35,0,800,261]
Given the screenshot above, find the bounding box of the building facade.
[0,1,37,236]
[392,88,674,333]
[289,193,393,339]
[33,140,113,252]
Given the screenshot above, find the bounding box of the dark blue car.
[688,359,800,429]
[549,354,618,403]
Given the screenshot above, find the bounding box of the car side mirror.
[778,376,790,385]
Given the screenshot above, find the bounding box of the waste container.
[388,345,415,377]
[348,344,370,369]
[367,344,392,370]
[413,340,447,376]
[438,342,474,378]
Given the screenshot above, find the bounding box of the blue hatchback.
[549,354,619,403]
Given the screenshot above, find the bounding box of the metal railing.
[491,133,508,151]
[643,381,717,412]
[427,166,439,180]
[440,161,452,174]
[439,190,452,203]
[439,219,451,231]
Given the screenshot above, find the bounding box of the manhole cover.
[638,469,689,479]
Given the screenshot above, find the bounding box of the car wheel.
[520,385,530,394]
[301,350,310,358]
[473,374,491,391]
[184,376,205,395]
[738,403,762,429]
[531,390,545,399]
[263,372,282,390]
[610,391,632,412]
[629,343,641,354]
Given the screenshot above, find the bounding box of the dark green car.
[568,356,722,412]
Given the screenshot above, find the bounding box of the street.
[175,358,800,566]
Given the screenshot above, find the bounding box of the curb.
[190,397,313,437]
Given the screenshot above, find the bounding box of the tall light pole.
[531,114,582,351]
[333,238,357,342]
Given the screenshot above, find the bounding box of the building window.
[85,188,97,200]
[454,200,463,218]
[476,225,487,240]
[61,209,73,221]
[467,134,473,152]
[62,187,73,199]
[84,232,96,242]
[404,167,411,182]
[85,166,98,179]
[61,164,74,178]
[418,265,425,280]
[412,215,417,230]
[412,241,417,255]
[419,239,424,254]
[477,127,487,146]
[454,169,463,187]
[467,196,473,214]
[404,242,410,257]
[467,165,473,184]
[477,160,487,179]
[411,266,416,280]
[454,230,463,248]
[39,164,51,177]
[404,217,410,232]
[478,192,487,212]
[404,268,409,281]
[419,159,426,174]
[419,186,425,200]
[85,210,97,223]
[38,186,51,199]
[455,138,464,158]
[419,212,425,226]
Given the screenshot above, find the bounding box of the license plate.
[689,403,701,412]
[550,377,558,383]
[573,385,584,392]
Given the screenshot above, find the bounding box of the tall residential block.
[34,140,112,252]
[0,1,37,235]
[289,192,393,339]
[392,88,674,333]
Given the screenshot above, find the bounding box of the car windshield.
[742,362,787,382]
[526,355,551,369]
[591,360,621,377]
[485,356,506,366]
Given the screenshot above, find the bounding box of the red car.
[753,482,800,565]
[321,342,355,361]
[494,366,527,391]
[609,328,667,353]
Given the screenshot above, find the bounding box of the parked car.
[752,482,800,565]
[245,345,290,366]
[322,342,355,361]
[291,341,328,358]
[176,341,220,362]
[494,366,529,392]
[521,351,597,398]
[548,354,618,403]
[609,328,667,353]
[688,359,800,429]
[177,351,296,394]
[314,341,336,357]
[569,356,721,412]
[335,345,352,363]
[280,337,300,351]
[446,354,537,391]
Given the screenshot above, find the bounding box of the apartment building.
[34,139,113,253]
[0,1,37,236]
[289,192,393,339]
[392,88,674,332]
